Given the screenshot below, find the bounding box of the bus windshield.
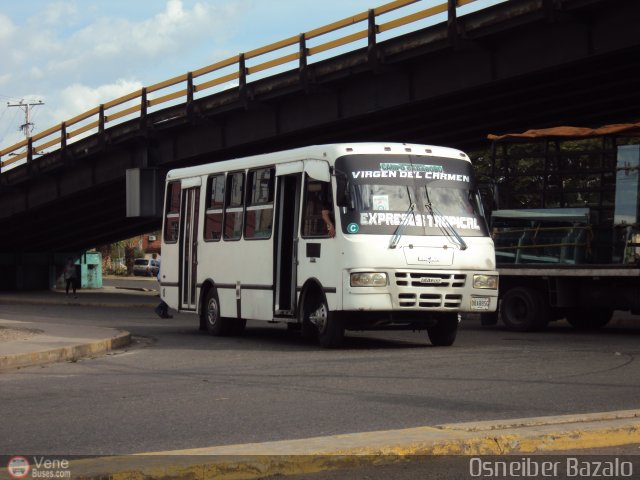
[335,154,489,237]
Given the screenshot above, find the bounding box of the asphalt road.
[103,275,158,290]
[1,281,640,456]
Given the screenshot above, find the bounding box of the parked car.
[133,258,160,277]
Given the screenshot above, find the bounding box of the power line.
[0,108,20,144]
[0,104,9,123]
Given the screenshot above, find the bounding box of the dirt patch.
[0,326,43,343]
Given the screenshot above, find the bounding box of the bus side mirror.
[336,175,354,209]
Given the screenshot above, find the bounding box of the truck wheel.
[500,287,549,332]
[566,308,613,330]
[427,314,459,346]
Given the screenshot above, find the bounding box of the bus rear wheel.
[202,287,239,336]
[427,314,459,346]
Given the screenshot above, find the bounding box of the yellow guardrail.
[0,0,479,171]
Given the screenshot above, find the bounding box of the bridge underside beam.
[0,0,638,253]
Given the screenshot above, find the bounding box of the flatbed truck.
[479,124,640,331]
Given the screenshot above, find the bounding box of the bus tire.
[300,289,344,348]
[566,307,613,330]
[500,286,549,332]
[427,314,458,346]
[202,287,231,336]
[317,307,344,348]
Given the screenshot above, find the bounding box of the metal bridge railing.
[0,0,479,172]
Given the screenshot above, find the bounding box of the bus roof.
[166,143,470,181]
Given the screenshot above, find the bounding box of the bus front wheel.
[301,290,344,348]
[427,314,459,346]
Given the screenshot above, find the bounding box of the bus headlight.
[473,274,498,290]
[350,272,388,287]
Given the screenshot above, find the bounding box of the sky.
[0,0,502,155]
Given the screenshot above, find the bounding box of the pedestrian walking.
[154,260,172,319]
[64,258,77,298]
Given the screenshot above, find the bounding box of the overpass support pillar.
[126,168,165,218]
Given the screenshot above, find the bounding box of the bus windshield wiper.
[388,202,416,249]
[434,205,468,250]
[424,186,468,251]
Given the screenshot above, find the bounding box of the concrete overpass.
[1,0,639,287]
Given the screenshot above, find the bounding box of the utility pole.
[7,99,45,141]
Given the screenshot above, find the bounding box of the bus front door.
[274,174,300,316]
[180,187,200,311]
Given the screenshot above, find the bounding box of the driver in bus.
[318,182,335,238]
[322,204,335,238]
[305,180,335,238]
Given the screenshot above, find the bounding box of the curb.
[0,297,156,308]
[64,410,640,479]
[0,330,132,370]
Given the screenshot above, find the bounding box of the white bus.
[159,143,498,347]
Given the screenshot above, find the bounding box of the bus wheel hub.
[207,299,218,325]
[309,304,328,331]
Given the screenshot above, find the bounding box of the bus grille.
[397,293,463,309]
[394,272,466,288]
[394,272,465,309]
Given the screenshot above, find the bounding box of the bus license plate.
[471,297,490,311]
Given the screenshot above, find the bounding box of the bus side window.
[302,177,333,237]
[164,181,181,243]
[245,167,274,240]
[204,174,224,241]
[224,171,244,240]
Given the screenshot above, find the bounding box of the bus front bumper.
[342,269,498,313]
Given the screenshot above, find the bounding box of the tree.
[97,236,144,275]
